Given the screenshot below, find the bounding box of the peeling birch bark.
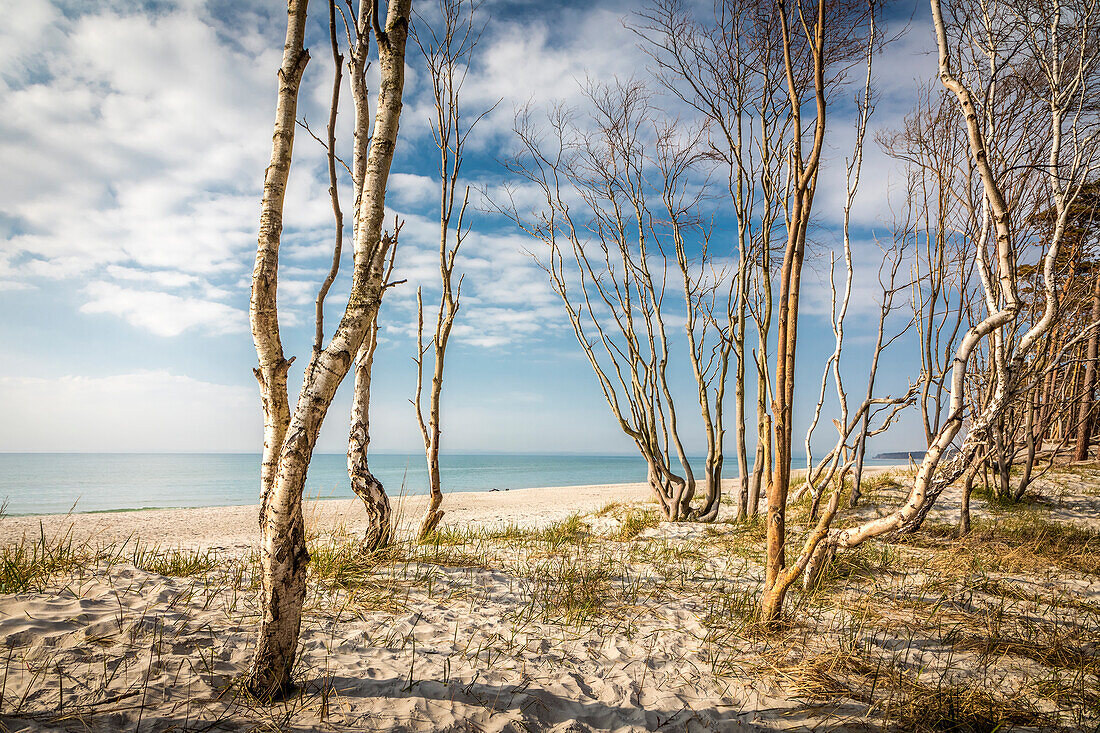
[247,0,411,698]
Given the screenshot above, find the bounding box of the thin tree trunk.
[418,365,445,538]
[1074,270,1100,461]
[762,0,827,625]
[1012,393,1038,500]
[958,453,979,536]
[734,300,749,519]
[348,318,391,550]
[416,284,451,540]
[993,416,1010,500]
[247,0,310,698]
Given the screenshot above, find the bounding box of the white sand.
[0,482,654,553]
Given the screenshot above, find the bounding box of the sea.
[0,452,898,516]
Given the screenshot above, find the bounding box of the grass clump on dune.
[130,543,220,578]
[0,526,88,594]
[773,637,1051,732]
[617,508,660,540]
[532,514,589,547]
[904,514,1100,575]
[526,558,614,626]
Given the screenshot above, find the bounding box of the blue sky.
[0,0,940,455]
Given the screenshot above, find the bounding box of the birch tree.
[796,0,1100,589]
[343,0,407,552]
[248,0,412,698]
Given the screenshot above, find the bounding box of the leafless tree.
[410,0,490,540]
[500,83,731,522]
[759,0,832,624]
[758,6,895,619]
[632,0,795,520]
[247,0,412,697]
[795,0,1100,588]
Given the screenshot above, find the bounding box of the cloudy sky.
[0,0,940,455]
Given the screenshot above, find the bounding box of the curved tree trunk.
[348,318,391,550]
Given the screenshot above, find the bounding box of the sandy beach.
[0,482,655,554]
[1,467,1098,731]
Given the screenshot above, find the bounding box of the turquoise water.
[0,452,895,516]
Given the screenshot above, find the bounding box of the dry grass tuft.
[903,515,1100,576]
[774,640,1052,732]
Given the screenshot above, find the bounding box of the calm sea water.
[0,452,896,516]
[0,453,656,516]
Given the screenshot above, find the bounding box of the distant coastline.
[874,451,928,460]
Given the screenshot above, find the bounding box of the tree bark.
[1074,270,1100,461]
[348,318,391,551]
[247,0,412,698]
[958,455,978,536]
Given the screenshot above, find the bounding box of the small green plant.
[594,501,623,516]
[617,508,659,540]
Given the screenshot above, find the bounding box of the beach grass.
[0,468,1098,730]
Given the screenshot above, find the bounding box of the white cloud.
[378,209,565,348]
[105,265,201,289]
[79,281,246,337]
[0,5,278,271]
[0,1,313,342]
[397,2,651,149]
[812,22,939,229]
[0,371,256,452]
[388,172,439,208]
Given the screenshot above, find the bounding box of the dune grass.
[0,525,88,594]
[1,479,1098,730]
[900,513,1100,575]
[616,508,660,540]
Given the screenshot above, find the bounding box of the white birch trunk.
[247,0,412,697]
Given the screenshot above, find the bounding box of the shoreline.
[0,465,909,553]
[1,463,1094,731]
[0,454,911,517]
[0,481,654,553]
